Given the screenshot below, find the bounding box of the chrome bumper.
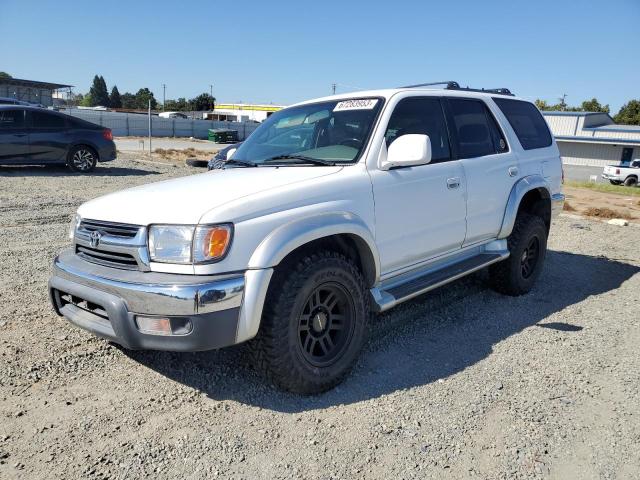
[551,193,565,218]
[49,248,251,351]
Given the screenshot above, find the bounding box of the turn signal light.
[136,316,172,336]
[206,227,230,258]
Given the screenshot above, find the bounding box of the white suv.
[49,82,565,393]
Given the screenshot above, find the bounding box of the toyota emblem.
[89,230,102,248]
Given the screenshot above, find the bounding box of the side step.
[371,252,509,312]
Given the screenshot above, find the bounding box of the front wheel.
[67,146,97,173]
[489,213,547,296]
[250,251,369,394]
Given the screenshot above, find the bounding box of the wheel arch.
[498,175,552,239]
[248,212,380,287]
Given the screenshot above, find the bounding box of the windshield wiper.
[223,158,257,167]
[263,155,337,166]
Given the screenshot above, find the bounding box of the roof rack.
[400,80,514,96]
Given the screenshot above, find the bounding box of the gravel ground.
[1,155,639,479]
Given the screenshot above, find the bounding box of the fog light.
[136,316,172,336]
[135,316,193,336]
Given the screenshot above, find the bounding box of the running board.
[371,252,509,312]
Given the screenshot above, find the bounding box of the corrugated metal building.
[0,78,72,107]
[543,111,640,167]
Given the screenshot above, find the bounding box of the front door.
[0,108,29,164]
[370,97,467,274]
[445,97,517,245]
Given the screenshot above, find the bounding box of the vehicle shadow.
[0,165,160,177]
[124,250,639,412]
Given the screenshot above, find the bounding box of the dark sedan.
[0,106,116,172]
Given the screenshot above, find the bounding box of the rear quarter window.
[492,98,552,150]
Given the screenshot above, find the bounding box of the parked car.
[207,142,243,170]
[49,82,564,393]
[0,105,116,172]
[602,159,640,186]
[159,111,189,119]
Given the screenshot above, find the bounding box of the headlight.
[69,214,81,239]
[148,224,232,264]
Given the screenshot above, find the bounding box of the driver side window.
[385,97,451,162]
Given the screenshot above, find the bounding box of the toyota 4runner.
[49,81,565,394]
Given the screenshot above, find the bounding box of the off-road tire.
[67,145,98,173]
[489,213,547,296]
[623,176,638,187]
[250,251,369,394]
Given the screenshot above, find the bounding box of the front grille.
[79,219,139,239]
[76,245,139,270]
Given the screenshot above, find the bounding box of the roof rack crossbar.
[400,81,514,96]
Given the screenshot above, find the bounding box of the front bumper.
[49,249,245,351]
[551,192,565,218]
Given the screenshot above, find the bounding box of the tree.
[614,100,640,126]
[120,92,137,109]
[580,98,609,113]
[0,71,11,80]
[109,86,122,109]
[164,97,191,111]
[88,74,110,107]
[535,99,550,111]
[190,93,215,111]
[134,88,158,110]
[79,93,93,107]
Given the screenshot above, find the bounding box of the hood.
[77,166,342,225]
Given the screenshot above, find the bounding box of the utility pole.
[148,99,152,158]
[559,93,568,111]
[162,84,166,111]
[332,83,336,95]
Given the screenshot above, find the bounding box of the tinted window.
[0,109,25,129]
[31,111,66,129]
[493,98,552,150]
[448,99,507,159]
[385,97,450,161]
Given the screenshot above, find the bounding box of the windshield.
[231,98,382,165]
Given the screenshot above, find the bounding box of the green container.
[208,129,239,143]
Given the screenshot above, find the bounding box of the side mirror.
[226,148,237,160]
[381,134,432,170]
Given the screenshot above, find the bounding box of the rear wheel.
[489,213,547,296]
[624,176,638,187]
[250,251,369,394]
[67,146,97,173]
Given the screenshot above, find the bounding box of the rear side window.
[385,97,451,162]
[492,98,552,150]
[31,111,66,129]
[447,99,507,159]
[0,109,25,129]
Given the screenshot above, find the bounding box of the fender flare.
[248,211,380,283]
[498,174,551,239]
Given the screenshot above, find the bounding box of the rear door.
[444,97,516,245]
[0,108,29,164]
[27,109,70,163]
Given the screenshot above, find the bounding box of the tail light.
[102,128,113,141]
[615,168,620,174]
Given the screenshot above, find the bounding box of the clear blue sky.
[2,0,638,112]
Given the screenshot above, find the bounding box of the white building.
[202,103,284,123]
[543,111,640,167]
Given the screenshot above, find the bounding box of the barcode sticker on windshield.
[333,99,378,111]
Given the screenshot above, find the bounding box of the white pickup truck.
[49,82,564,393]
[602,159,640,186]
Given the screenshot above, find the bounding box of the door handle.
[508,166,519,177]
[446,177,461,189]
